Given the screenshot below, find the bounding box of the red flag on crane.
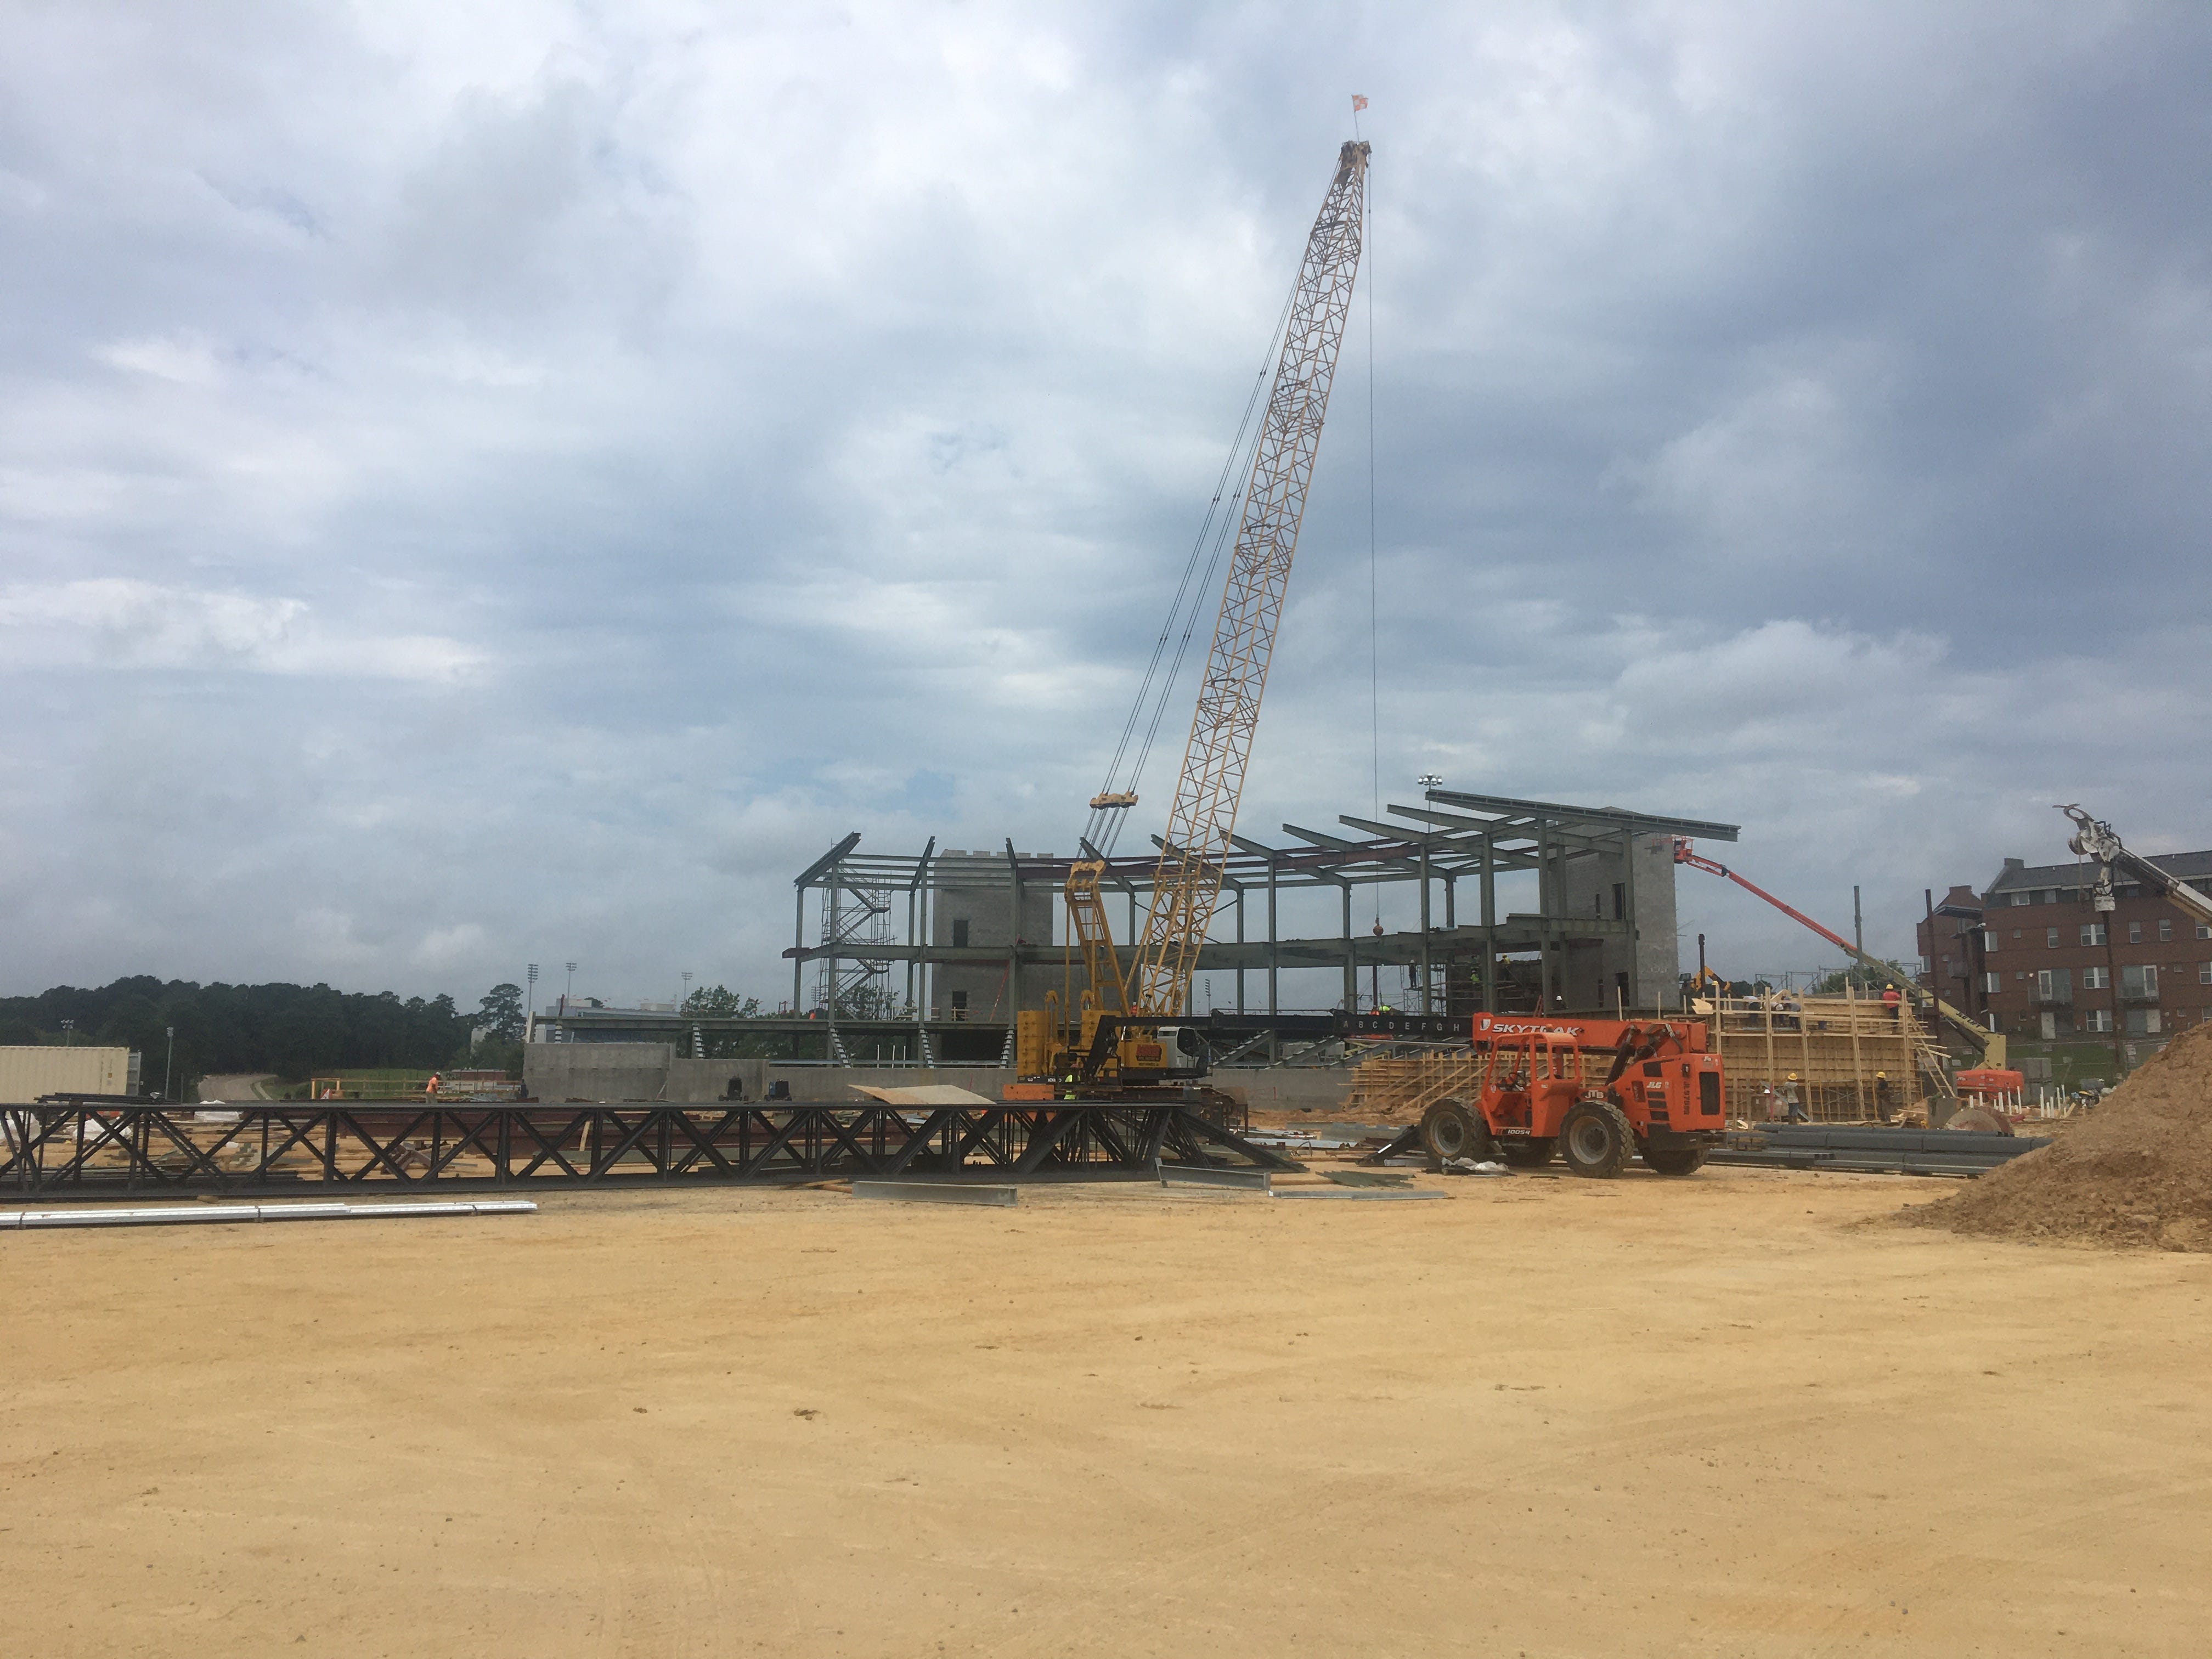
[1352,94,1369,111]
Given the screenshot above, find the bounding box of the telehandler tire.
[1641,1144,1708,1176]
[1420,1099,1494,1164]
[1559,1099,1634,1178]
[1498,1137,1556,1168]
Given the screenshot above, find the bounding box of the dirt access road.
[3,1167,2206,1658]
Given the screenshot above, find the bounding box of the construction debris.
[1904,1020,2212,1251]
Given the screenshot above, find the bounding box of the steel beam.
[0,1100,1301,1200]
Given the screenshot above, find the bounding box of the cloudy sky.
[3,1,2207,1009]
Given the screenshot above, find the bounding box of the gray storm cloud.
[1,1,2206,1003]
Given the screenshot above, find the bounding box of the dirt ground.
[3,1166,2207,1658]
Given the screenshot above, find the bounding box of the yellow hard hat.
[1786,1072,1799,1081]
[1875,1070,1887,1079]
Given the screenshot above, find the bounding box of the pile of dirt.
[1905,1021,2212,1251]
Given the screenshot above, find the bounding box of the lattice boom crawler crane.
[1011,138,1371,1099]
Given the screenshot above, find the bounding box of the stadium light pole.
[165,1026,174,1103]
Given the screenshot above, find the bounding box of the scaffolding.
[1342,989,1942,1126]
[814,865,900,1024]
[1707,990,1945,1123]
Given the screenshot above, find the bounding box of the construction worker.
[1874,1071,1897,1124]
[1780,1072,1808,1122]
[424,1071,442,1103]
[1881,983,1903,1019]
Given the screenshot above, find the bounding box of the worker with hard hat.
[1780,1071,1808,1122]
[1874,1070,1897,1123]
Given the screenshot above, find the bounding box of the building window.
[2128,921,2143,944]
[2158,918,2172,941]
[1982,972,2001,993]
[2200,962,2212,985]
[2045,927,2058,947]
[2082,1008,2113,1032]
[2081,966,2109,990]
[2126,1008,2162,1036]
[2198,922,2211,940]
[2037,968,2073,1002]
[2011,929,2022,940]
[2120,964,2158,1000]
[951,918,970,948]
[2081,923,2108,946]
[950,990,968,1015]
[2011,892,2030,906]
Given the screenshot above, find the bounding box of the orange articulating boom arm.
[1672,839,2004,1068]
[1671,843,1857,956]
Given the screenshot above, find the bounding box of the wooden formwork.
[1345,1050,1488,1124]
[1705,992,1938,1123]
[1344,992,1941,1127]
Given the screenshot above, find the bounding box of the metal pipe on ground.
[1273,1189,1447,1201]
[850,1182,1017,1207]
[1159,1164,1271,1192]
[0,1200,538,1230]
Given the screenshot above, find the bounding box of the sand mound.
[1905,1020,2212,1251]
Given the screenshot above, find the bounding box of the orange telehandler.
[1417,1014,1727,1177]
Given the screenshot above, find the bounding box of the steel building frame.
[777,790,1739,1041]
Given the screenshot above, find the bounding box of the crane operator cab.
[1148,1025,1209,1079]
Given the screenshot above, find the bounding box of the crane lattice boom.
[1125,140,1370,1014]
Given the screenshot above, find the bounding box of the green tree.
[1812,958,1915,996]
[477,983,525,1042]
[682,984,761,1018]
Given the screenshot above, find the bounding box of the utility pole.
[1922,889,1944,1126]
[164,1026,174,1103]
[527,963,538,1019]
[2100,904,2125,1081]
[1852,884,1865,994]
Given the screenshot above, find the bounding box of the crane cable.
[1085,279,1299,856]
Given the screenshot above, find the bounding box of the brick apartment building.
[1917,847,2212,1073]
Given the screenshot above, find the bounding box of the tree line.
[0,977,529,1099]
